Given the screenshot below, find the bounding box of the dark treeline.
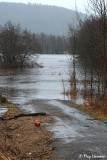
[0,21,67,68]
[68,0,107,103]
[37,33,66,54]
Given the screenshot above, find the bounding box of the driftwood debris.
[0,112,46,121]
[86,118,97,121]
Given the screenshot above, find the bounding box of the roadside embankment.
[60,100,107,122]
[74,103,107,122]
[0,97,55,160]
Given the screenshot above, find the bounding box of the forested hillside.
[0,2,85,35]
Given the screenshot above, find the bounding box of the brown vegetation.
[61,89,78,95]
[67,0,107,115]
[74,101,107,122]
[0,21,40,69]
[0,100,55,160]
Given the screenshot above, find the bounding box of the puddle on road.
[0,104,8,117]
[47,100,88,143]
[48,100,89,121]
[48,116,84,143]
[47,100,107,143]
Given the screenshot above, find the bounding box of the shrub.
[0,95,7,103]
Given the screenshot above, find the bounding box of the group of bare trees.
[68,0,107,102]
[0,22,66,68]
[0,21,41,68]
[37,33,66,54]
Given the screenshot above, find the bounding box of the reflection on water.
[0,54,84,112]
[0,54,71,105]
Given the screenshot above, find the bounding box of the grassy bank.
[74,103,107,122]
[61,89,107,122]
[0,95,22,119]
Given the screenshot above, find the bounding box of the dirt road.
[17,99,107,160]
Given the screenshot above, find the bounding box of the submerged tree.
[0,21,41,68]
[67,25,78,91]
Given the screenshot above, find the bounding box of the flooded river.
[0,54,85,114]
[0,54,71,113]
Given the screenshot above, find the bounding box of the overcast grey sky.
[1,0,88,13]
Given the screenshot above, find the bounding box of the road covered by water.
[0,54,70,105]
[0,54,107,159]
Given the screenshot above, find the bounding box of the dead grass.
[74,102,107,122]
[0,101,55,160]
[2,102,22,119]
[61,89,78,95]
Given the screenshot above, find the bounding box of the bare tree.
[68,0,107,102]
[88,0,107,99]
[68,25,78,90]
[0,21,41,68]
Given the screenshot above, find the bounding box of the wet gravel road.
[18,99,107,160]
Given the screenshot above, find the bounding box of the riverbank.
[60,100,107,122]
[0,100,55,160]
[74,103,107,122]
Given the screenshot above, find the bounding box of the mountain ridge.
[0,2,85,35]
